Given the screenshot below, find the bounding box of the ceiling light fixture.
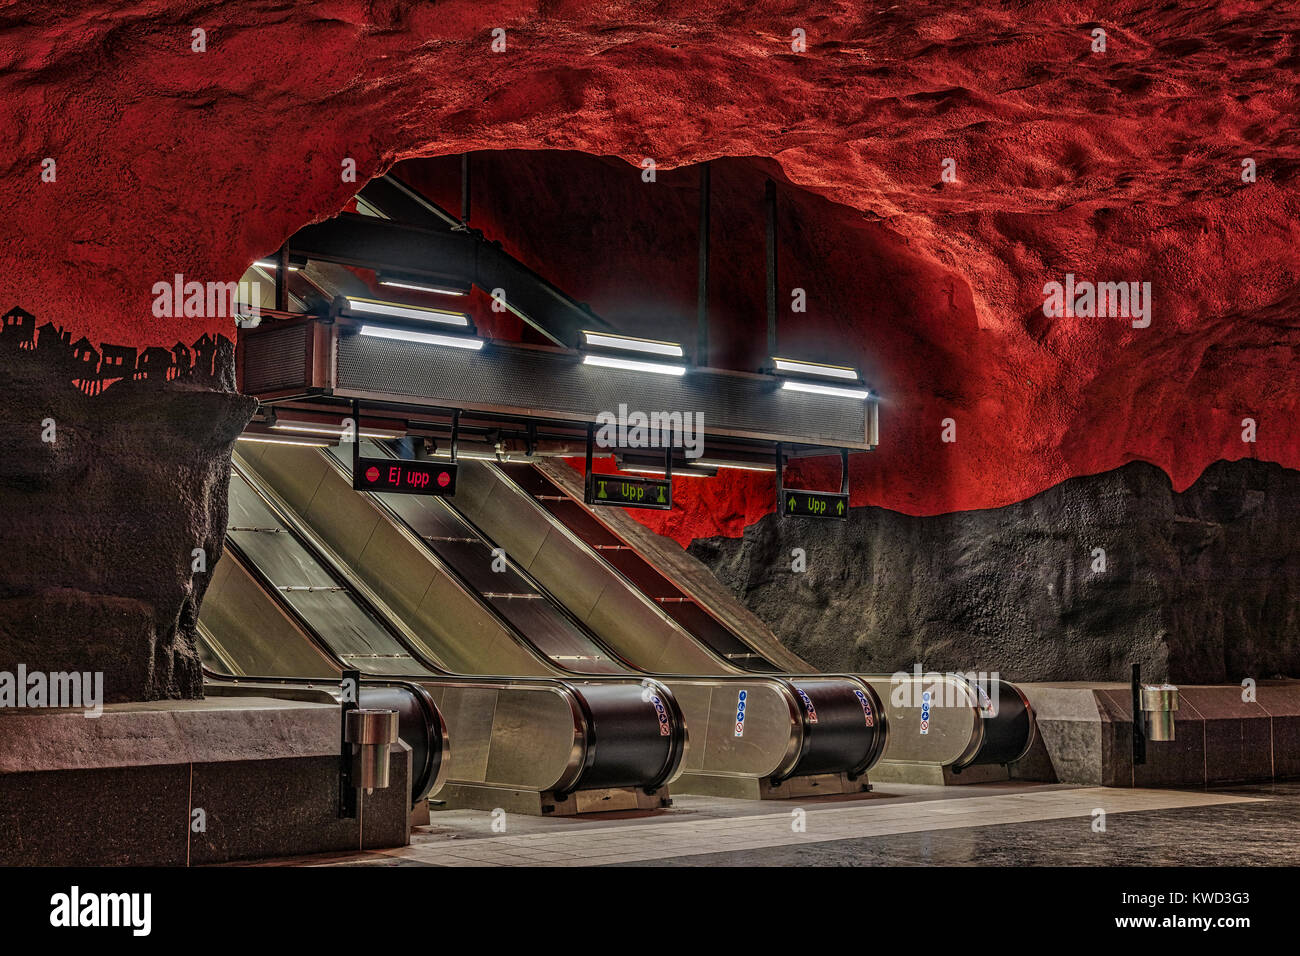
[377,273,471,297]
[237,435,330,447]
[359,325,484,351]
[781,380,872,400]
[583,354,686,376]
[583,330,685,358]
[342,296,470,327]
[772,357,859,380]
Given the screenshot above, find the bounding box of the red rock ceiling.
[2,1,1297,542]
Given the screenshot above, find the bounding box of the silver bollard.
[1140,685,1179,742]
[346,709,400,794]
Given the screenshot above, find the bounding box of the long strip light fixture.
[272,422,407,440]
[773,356,872,400]
[237,434,330,447]
[582,330,686,376]
[377,271,471,297]
[341,295,470,327]
[359,324,484,351]
[253,258,301,272]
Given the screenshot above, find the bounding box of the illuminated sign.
[353,457,457,496]
[783,489,848,520]
[585,474,672,511]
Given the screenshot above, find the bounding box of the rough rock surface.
[1,2,1297,541]
[689,458,1300,684]
[0,343,255,701]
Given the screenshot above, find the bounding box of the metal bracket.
[1131,663,1146,766]
[351,399,360,476]
[339,668,361,819]
[776,445,850,517]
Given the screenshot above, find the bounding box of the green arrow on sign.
[788,496,796,512]
[837,501,845,515]
[657,487,666,503]
[597,480,607,498]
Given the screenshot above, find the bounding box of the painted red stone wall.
[3,1,1297,545]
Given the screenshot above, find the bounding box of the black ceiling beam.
[288,210,614,347]
[350,174,618,347]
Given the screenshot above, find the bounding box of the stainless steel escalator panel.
[340,441,641,678]
[227,467,427,677]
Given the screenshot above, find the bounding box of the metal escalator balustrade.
[226,466,428,676]
[206,451,687,799]
[488,459,1034,773]
[326,441,633,677]
[498,460,785,673]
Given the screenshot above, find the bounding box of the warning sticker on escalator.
[853,688,875,727]
[735,689,747,736]
[796,688,819,723]
[921,691,931,735]
[650,695,671,735]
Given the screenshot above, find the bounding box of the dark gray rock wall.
[0,343,255,701]
[689,460,1300,684]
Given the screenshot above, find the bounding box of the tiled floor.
[283,780,1287,867]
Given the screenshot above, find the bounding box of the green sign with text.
[783,490,848,520]
[586,474,673,511]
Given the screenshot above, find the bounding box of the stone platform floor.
[250,779,1300,867]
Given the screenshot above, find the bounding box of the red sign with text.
[352,457,457,496]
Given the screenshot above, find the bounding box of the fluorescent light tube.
[273,423,405,440]
[359,325,484,351]
[583,354,685,376]
[583,331,684,358]
[378,278,469,297]
[695,458,777,472]
[344,297,469,326]
[773,357,859,380]
[622,466,713,478]
[237,435,330,447]
[781,380,872,400]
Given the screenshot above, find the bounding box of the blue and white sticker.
[650,694,671,736]
[853,688,875,727]
[796,688,819,724]
[920,690,931,735]
[735,689,748,736]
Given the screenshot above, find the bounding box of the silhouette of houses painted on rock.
[71,337,100,393]
[1,306,37,350]
[1,304,234,394]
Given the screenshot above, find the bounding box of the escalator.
[240,438,889,798]
[197,457,687,814]
[464,458,1036,782]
